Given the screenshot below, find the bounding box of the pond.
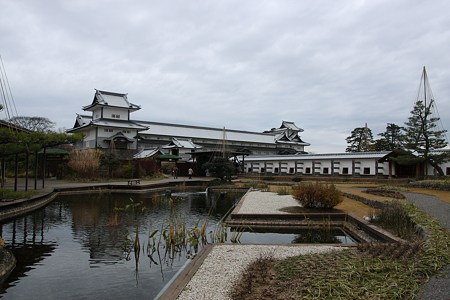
[228,227,356,245]
[0,188,245,300]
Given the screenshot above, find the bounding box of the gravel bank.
[236,190,299,214]
[177,244,344,300]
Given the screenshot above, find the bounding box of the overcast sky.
[1,0,449,153]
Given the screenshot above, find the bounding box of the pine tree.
[403,100,447,175]
[375,123,405,151]
[402,68,449,176]
[345,124,375,152]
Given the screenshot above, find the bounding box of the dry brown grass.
[335,197,376,218]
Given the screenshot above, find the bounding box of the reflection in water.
[229,227,356,245]
[0,189,243,300]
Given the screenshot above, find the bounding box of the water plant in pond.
[230,227,245,243]
[147,229,159,258]
[112,191,254,270]
[210,222,229,243]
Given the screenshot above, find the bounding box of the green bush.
[292,176,302,182]
[291,182,342,208]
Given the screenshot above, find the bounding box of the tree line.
[346,100,448,176]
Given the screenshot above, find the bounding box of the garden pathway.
[404,192,450,300]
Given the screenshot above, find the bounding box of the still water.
[0,189,243,299]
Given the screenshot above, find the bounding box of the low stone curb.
[0,248,16,283]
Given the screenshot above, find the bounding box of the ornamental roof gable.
[280,120,302,132]
[163,137,203,149]
[82,90,141,111]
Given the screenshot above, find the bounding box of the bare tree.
[8,116,56,133]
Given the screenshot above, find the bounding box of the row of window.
[104,129,131,133]
[249,166,372,175]
[94,113,121,119]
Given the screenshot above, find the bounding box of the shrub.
[371,200,419,240]
[67,149,101,179]
[292,176,302,182]
[291,182,342,208]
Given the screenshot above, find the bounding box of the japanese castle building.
[68,90,310,156]
[68,90,450,177]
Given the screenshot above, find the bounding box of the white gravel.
[177,244,343,300]
[176,190,345,299]
[236,190,300,214]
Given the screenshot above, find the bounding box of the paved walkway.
[0,176,210,208]
[404,192,450,300]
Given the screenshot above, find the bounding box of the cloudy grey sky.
[1,0,449,153]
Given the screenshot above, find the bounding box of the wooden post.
[34,151,38,190]
[42,147,46,188]
[1,158,4,188]
[331,159,334,176]
[25,152,29,191]
[14,153,18,191]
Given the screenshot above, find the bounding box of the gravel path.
[404,192,450,229]
[177,244,343,300]
[403,192,450,300]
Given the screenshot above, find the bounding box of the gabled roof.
[274,129,310,146]
[133,148,163,159]
[103,132,134,143]
[136,121,306,145]
[67,115,148,133]
[162,138,203,149]
[82,90,141,112]
[280,120,303,132]
[71,114,91,128]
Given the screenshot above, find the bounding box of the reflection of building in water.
[68,193,140,264]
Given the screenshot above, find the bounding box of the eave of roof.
[244,151,392,162]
